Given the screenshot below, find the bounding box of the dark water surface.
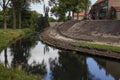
[0,36,120,80]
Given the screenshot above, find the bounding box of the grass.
[79,42,120,52]
[0,65,40,80]
[0,28,32,51]
[0,29,41,80]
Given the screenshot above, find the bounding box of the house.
[73,11,89,20]
[73,11,85,20]
[90,0,120,20]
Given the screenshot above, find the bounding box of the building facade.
[90,0,120,20]
[73,11,85,20]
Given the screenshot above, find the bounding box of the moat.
[0,35,120,80]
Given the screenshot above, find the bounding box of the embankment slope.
[40,20,120,59]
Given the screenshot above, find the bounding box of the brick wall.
[108,0,120,19]
[108,0,120,8]
[116,12,120,20]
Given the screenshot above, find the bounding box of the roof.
[94,0,104,5]
[74,11,85,17]
[113,6,120,11]
[74,11,89,17]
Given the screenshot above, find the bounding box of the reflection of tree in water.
[28,60,46,75]
[10,36,46,75]
[44,44,50,54]
[10,38,32,68]
[4,48,8,67]
[43,43,57,54]
[49,50,88,80]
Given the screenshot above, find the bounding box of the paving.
[40,20,120,60]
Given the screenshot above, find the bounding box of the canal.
[0,35,120,80]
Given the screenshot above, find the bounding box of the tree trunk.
[19,12,21,29]
[3,8,7,30]
[68,10,71,19]
[72,11,74,20]
[12,4,16,29]
[85,0,89,19]
[77,12,79,20]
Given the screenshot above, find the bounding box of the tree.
[49,0,90,21]
[15,0,26,29]
[10,0,41,29]
[0,0,10,30]
[10,0,17,29]
[84,0,91,19]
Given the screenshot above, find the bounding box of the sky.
[30,0,96,15]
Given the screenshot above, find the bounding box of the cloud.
[30,0,49,14]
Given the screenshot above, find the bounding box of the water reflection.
[0,36,120,80]
[50,51,88,80]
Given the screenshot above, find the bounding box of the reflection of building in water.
[106,61,120,80]
[95,59,120,80]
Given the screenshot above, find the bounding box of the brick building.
[90,0,120,20]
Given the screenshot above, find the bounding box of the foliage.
[48,17,56,22]
[49,0,91,21]
[0,0,42,30]
[37,15,49,32]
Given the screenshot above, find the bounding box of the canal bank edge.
[0,28,42,80]
[0,28,33,52]
[40,20,120,60]
[0,64,40,80]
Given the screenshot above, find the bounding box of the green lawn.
[0,28,32,51]
[79,42,120,52]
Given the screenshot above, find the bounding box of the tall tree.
[85,0,90,19]
[15,0,27,29]
[0,0,10,30]
[17,0,23,29]
[10,0,16,29]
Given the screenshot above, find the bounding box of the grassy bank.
[0,29,41,80]
[0,65,40,80]
[0,28,32,51]
[79,42,120,52]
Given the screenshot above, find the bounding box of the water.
[0,36,120,80]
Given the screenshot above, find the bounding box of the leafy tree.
[0,0,10,30]
[49,0,91,21]
[10,0,41,29]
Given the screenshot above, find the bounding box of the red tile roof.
[74,11,85,17]
[74,11,89,17]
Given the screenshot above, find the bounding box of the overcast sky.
[30,0,96,15]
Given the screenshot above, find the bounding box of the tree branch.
[5,0,10,6]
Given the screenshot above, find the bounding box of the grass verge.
[79,42,120,52]
[0,65,40,80]
[0,28,32,51]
